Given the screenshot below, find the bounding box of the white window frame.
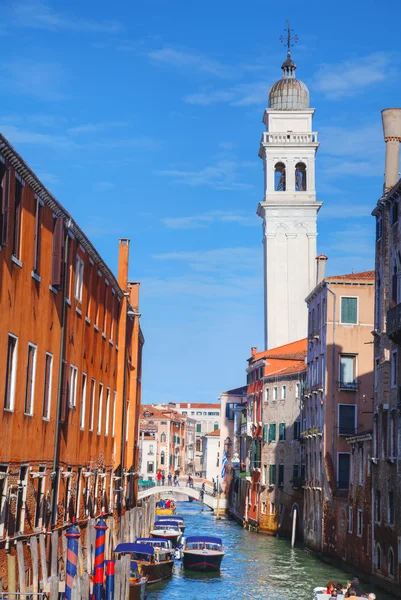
[357,507,363,537]
[340,295,358,325]
[74,254,84,303]
[24,342,37,416]
[338,354,358,389]
[4,334,18,412]
[264,388,269,403]
[338,403,357,436]
[391,350,398,389]
[80,373,87,430]
[97,383,103,435]
[68,364,78,409]
[43,352,53,420]
[269,502,275,515]
[89,379,96,432]
[295,383,300,398]
[281,385,286,400]
[0,465,9,538]
[17,465,29,534]
[273,386,278,401]
[112,390,117,437]
[105,387,110,436]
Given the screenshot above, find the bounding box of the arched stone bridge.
[138,482,227,513]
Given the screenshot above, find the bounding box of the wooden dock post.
[39,533,48,585]
[291,507,297,549]
[49,575,59,600]
[50,531,58,577]
[7,553,16,594]
[30,536,39,592]
[16,541,27,599]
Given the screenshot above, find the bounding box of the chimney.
[118,238,130,290]
[382,108,401,192]
[316,254,328,286]
[251,346,258,357]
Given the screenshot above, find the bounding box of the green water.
[146,502,397,600]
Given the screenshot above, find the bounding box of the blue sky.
[1,0,400,404]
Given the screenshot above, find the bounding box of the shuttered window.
[4,334,18,410]
[51,217,64,287]
[269,464,276,485]
[293,421,301,440]
[24,343,37,416]
[60,361,68,422]
[0,161,10,246]
[278,464,284,487]
[279,423,286,441]
[33,198,42,274]
[268,423,276,442]
[12,178,23,259]
[43,353,53,420]
[263,424,268,442]
[341,297,357,324]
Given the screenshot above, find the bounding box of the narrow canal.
[146,501,396,600]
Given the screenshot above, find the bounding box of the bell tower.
[257,23,322,350]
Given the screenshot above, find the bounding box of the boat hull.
[150,531,182,546]
[129,577,147,600]
[139,559,174,584]
[156,508,176,515]
[182,550,224,572]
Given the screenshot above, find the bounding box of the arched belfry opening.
[274,162,286,191]
[295,162,307,191]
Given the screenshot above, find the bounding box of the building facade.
[371,108,401,594]
[257,47,321,349]
[202,430,221,483]
[0,134,143,587]
[303,269,374,558]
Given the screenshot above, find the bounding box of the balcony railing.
[261,132,318,145]
[387,303,401,341]
[338,381,358,391]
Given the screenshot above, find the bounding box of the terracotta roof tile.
[207,429,220,436]
[325,270,375,282]
[251,338,307,362]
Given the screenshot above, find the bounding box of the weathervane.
[279,20,299,53]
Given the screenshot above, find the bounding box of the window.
[33,197,42,274]
[105,387,110,436]
[273,387,278,401]
[112,390,117,437]
[391,264,398,308]
[337,453,350,489]
[0,466,8,538]
[74,254,84,302]
[391,351,397,388]
[68,365,78,409]
[375,490,381,523]
[16,466,28,534]
[269,464,276,485]
[12,177,23,259]
[263,423,268,442]
[77,373,86,430]
[293,421,301,440]
[279,422,286,441]
[196,424,201,433]
[43,352,53,420]
[269,502,275,515]
[339,355,357,389]
[4,333,18,410]
[376,216,382,241]
[76,467,82,517]
[24,343,37,416]
[225,402,235,420]
[376,544,381,571]
[341,297,357,324]
[358,446,364,485]
[51,217,64,287]
[348,506,353,533]
[0,160,10,247]
[338,404,356,435]
[60,361,67,422]
[103,282,109,334]
[388,491,394,525]
[261,502,267,515]
[89,379,96,431]
[213,423,219,431]
[147,462,154,473]
[97,383,103,434]
[295,383,300,398]
[357,507,363,536]
[281,385,286,400]
[274,162,286,191]
[388,547,395,577]
[278,464,284,487]
[160,451,165,465]
[391,201,399,225]
[295,162,307,191]
[269,423,276,442]
[264,388,269,403]
[160,432,166,443]
[64,467,73,522]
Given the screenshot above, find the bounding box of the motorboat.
[156,515,185,533]
[136,537,174,555]
[114,542,174,584]
[150,520,182,546]
[129,561,148,600]
[313,588,347,599]
[182,536,224,572]
[156,496,176,515]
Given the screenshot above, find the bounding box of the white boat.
[150,520,182,546]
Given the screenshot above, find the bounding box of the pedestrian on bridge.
[157,471,162,485]
[162,473,165,486]
[168,473,172,486]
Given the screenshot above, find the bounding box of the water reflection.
[146,502,396,600]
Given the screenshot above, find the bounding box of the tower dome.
[268,52,309,110]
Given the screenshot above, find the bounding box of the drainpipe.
[325,283,336,551]
[51,226,69,526]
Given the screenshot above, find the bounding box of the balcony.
[261,132,318,145]
[338,381,358,391]
[240,421,253,437]
[387,303,401,342]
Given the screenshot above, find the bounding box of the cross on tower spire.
[279,20,299,55]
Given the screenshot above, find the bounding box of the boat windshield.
[186,541,222,550]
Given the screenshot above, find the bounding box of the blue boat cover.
[186,536,222,545]
[154,520,181,528]
[114,543,154,555]
[157,516,184,522]
[136,538,170,546]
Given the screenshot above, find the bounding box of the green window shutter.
[341,297,357,324]
[263,424,268,442]
[279,423,286,441]
[269,423,276,442]
[196,424,201,433]
[269,464,276,485]
[214,423,219,431]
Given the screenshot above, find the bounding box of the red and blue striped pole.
[105,560,115,600]
[64,517,80,600]
[93,566,104,600]
[94,514,108,574]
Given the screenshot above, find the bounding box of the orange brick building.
[0,134,143,587]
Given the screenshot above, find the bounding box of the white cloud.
[0,125,77,149]
[148,47,232,78]
[68,122,128,135]
[156,159,254,191]
[314,52,395,99]
[153,247,260,273]
[184,82,268,106]
[161,210,257,229]
[11,1,123,34]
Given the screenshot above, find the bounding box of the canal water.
[146,501,396,600]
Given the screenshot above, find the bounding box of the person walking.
[157,471,162,485]
[168,473,172,486]
[162,473,165,486]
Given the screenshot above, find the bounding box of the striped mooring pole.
[105,560,115,600]
[65,517,81,600]
[93,566,104,600]
[94,513,108,573]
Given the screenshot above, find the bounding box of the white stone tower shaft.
[258,52,321,350]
